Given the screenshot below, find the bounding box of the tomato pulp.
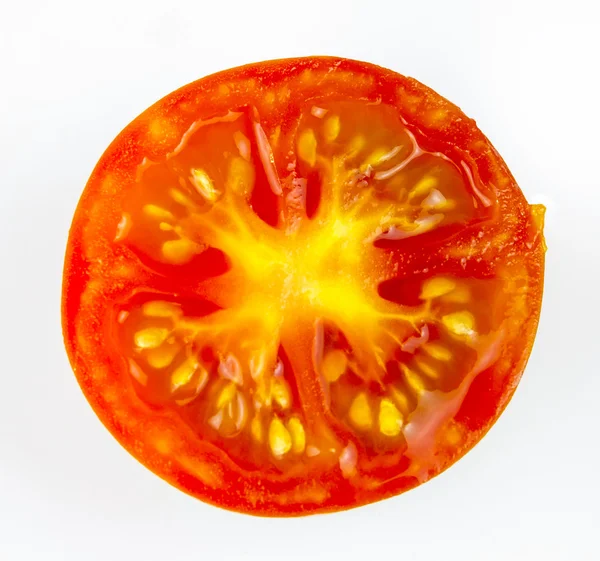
[62,57,545,516]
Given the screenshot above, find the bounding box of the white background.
[1,0,599,559]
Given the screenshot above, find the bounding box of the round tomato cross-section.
[62,57,545,516]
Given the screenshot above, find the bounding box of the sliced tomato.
[62,57,545,516]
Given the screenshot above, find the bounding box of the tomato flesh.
[62,57,545,515]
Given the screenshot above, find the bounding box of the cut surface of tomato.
[62,57,545,516]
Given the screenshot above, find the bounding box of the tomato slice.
[62,57,545,516]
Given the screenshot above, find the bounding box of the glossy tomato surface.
[62,57,545,516]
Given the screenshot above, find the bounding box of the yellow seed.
[190,168,219,201]
[217,382,237,408]
[162,238,199,264]
[348,135,366,155]
[146,345,179,369]
[365,147,391,166]
[170,358,200,391]
[114,213,131,242]
[169,188,194,208]
[379,398,404,437]
[322,349,347,383]
[142,204,174,221]
[287,417,306,454]
[227,156,255,196]
[128,359,148,386]
[218,353,243,385]
[269,417,292,457]
[390,386,411,414]
[442,285,470,303]
[306,445,320,457]
[142,300,180,318]
[414,358,439,379]
[423,343,453,361]
[233,131,251,160]
[251,417,263,442]
[323,115,341,142]
[409,176,438,199]
[297,129,317,166]
[422,189,453,210]
[233,392,248,431]
[349,392,373,430]
[420,277,457,300]
[271,378,291,409]
[311,105,328,118]
[134,327,169,349]
[402,365,426,394]
[442,311,476,336]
